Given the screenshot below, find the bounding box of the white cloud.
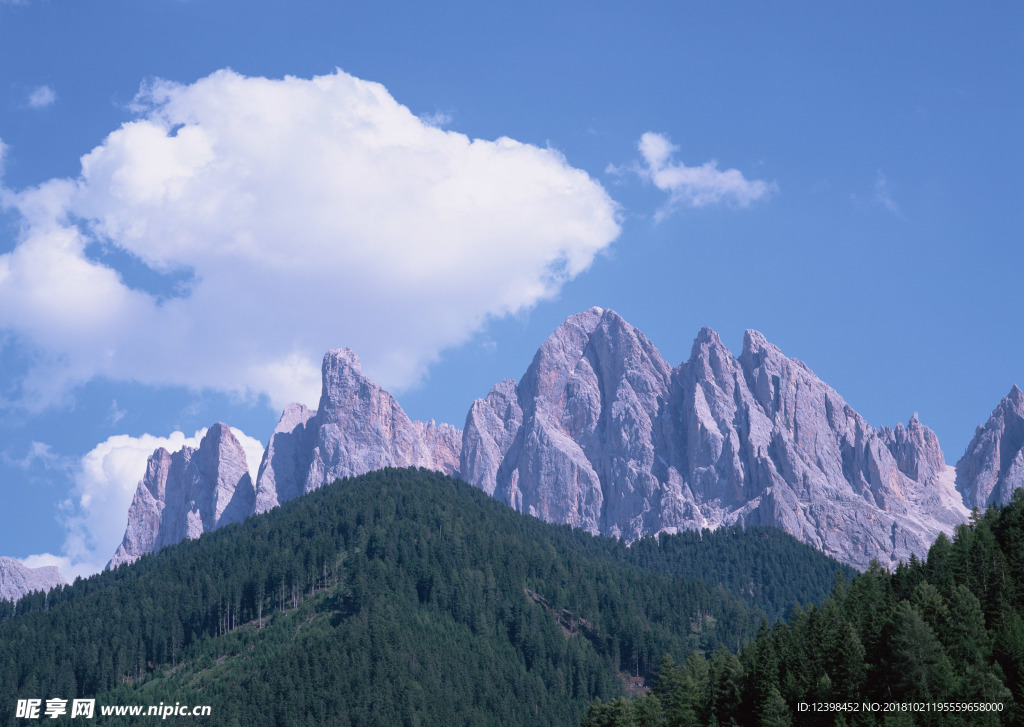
[27,85,56,109]
[616,131,776,220]
[108,399,127,424]
[3,440,70,471]
[27,426,265,580]
[873,171,900,215]
[0,69,620,410]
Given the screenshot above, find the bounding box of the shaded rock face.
[461,307,969,570]
[254,348,462,510]
[955,386,1024,509]
[109,424,256,568]
[0,557,66,602]
[253,403,318,514]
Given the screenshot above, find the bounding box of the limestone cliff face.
[108,424,256,568]
[253,348,462,510]
[460,308,969,570]
[0,558,65,602]
[955,386,1024,509]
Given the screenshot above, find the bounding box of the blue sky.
[1,1,1021,577]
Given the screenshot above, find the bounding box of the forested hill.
[2,469,850,726]
[583,491,1024,726]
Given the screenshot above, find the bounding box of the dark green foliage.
[584,489,1024,726]
[1,468,849,726]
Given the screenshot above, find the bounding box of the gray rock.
[254,403,318,514]
[115,349,465,568]
[253,348,463,509]
[0,557,66,602]
[294,348,462,495]
[108,423,256,568]
[881,413,946,484]
[461,309,969,570]
[955,385,1024,509]
[460,379,522,496]
[413,419,463,477]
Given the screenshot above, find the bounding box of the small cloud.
[27,85,56,109]
[478,336,498,354]
[108,399,127,424]
[873,171,900,215]
[3,441,71,472]
[612,132,776,221]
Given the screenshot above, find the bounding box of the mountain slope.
[584,490,1024,726]
[2,469,851,727]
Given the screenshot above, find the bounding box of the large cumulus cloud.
[0,69,620,409]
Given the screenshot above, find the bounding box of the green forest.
[1,468,851,726]
[581,492,1024,727]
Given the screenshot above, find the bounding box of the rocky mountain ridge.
[460,309,970,569]
[111,349,461,568]
[108,309,1022,571]
[0,557,66,603]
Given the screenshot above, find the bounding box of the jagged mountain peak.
[109,423,255,569]
[324,347,362,372]
[955,384,1024,509]
[880,414,946,484]
[519,307,670,417]
[319,348,366,404]
[689,326,729,356]
[686,327,735,384]
[114,347,465,565]
[461,309,969,568]
[741,328,771,353]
